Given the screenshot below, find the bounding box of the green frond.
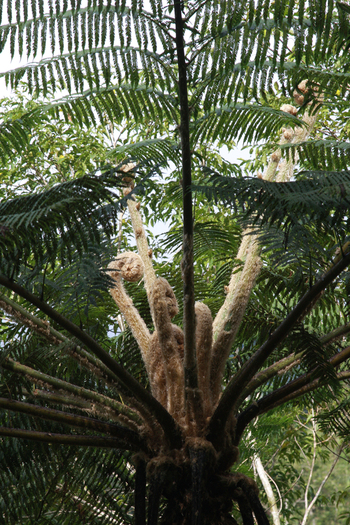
[317,395,350,438]
[0,423,135,524]
[0,85,179,154]
[1,45,174,94]
[45,83,178,127]
[0,109,48,156]
[162,221,240,260]
[0,167,123,270]
[1,2,174,90]
[199,169,350,231]
[196,170,350,270]
[112,138,180,166]
[188,0,345,105]
[277,64,350,101]
[292,327,339,380]
[281,139,350,171]
[192,103,304,145]
[1,0,347,113]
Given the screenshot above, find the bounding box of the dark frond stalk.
[189,445,206,525]
[296,241,350,324]
[147,473,162,525]
[2,358,143,426]
[338,371,350,379]
[237,495,255,525]
[235,344,350,443]
[0,292,134,395]
[135,459,147,525]
[236,352,303,407]
[0,397,147,451]
[30,389,94,409]
[239,320,350,406]
[0,426,129,448]
[320,322,350,344]
[28,389,139,433]
[174,1,197,395]
[0,275,182,449]
[262,344,350,411]
[247,489,271,525]
[0,292,63,344]
[207,250,350,448]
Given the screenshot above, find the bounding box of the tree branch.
[0,275,183,449]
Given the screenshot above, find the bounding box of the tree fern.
[1,1,350,524]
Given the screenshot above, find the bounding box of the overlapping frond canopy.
[1,0,349,148]
[0,159,166,271]
[0,167,122,267]
[195,170,350,272]
[200,169,350,213]
[280,139,350,171]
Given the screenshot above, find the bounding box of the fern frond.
[317,396,350,438]
[1,1,170,55]
[0,418,135,524]
[0,84,179,159]
[2,0,347,112]
[0,167,123,269]
[189,0,345,105]
[192,103,304,145]
[112,138,180,166]
[281,139,350,171]
[38,83,177,127]
[162,222,240,260]
[0,109,48,156]
[196,170,350,268]
[1,45,174,94]
[198,170,350,230]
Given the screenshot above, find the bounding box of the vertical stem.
[303,411,317,519]
[174,0,197,390]
[253,454,281,525]
[135,460,146,525]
